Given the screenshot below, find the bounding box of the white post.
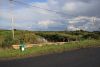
[9,0,15,39]
[92,17,96,31]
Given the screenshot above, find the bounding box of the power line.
[10,0,83,21]
[10,0,72,20]
[10,0,99,31]
[9,0,86,32]
[12,0,63,14]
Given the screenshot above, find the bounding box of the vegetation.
[0,30,100,48]
[0,30,100,58]
[35,30,100,41]
[0,30,43,48]
[0,39,100,59]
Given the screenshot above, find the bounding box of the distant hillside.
[0,30,100,48]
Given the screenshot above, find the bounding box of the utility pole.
[9,0,15,39]
[92,16,96,31]
[92,17,96,26]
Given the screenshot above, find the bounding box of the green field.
[0,40,100,59]
[0,30,100,59]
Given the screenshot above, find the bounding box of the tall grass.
[0,30,100,48]
[0,30,44,48]
[0,39,100,59]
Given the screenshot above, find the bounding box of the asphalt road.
[0,47,100,67]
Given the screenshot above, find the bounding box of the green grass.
[0,30,100,48]
[0,39,100,59]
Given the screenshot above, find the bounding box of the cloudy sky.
[0,0,100,31]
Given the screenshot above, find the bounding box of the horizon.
[0,0,100,31]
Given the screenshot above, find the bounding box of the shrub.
[1,34,13,48]
[36,33,77,42]
[82,33,100,39]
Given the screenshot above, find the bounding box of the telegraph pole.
[9,0,15,39]
[92,17,96,26]
[92,17,96,31]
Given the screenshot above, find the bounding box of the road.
[0,47,100,67]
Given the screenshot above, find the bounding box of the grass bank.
[0,39,100,60]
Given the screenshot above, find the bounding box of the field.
[0,30,100,59]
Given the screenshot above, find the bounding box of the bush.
[0,30,100,48]
[0,31,45,48]
[82,33,100,39]
[1,34,14,48]
[36,33,77,42]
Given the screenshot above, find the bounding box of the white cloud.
[68,16,90,24]
[38,20,56,28]
[67,16,100,31]
[0,0,100,31]
[63,2,77,12]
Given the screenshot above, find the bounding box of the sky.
[0,0,100,31]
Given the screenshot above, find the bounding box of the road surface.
[0,47,100,67]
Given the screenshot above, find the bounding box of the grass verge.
[0,39,100,60]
